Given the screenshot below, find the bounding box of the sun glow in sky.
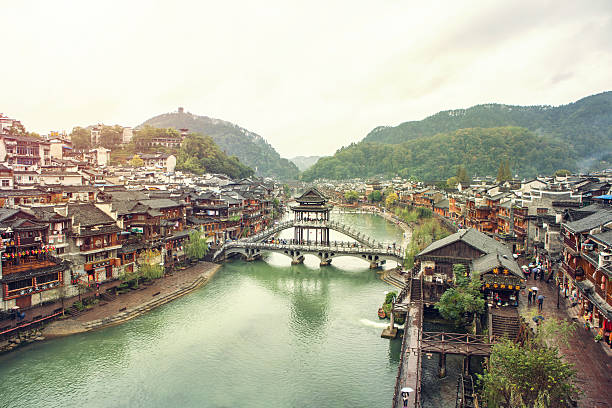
[1,0,611,157]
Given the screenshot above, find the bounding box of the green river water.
[0,213,460,408]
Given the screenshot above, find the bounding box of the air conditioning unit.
[599,252,612,268]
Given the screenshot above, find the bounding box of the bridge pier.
[438,353,447,378]
[381,309,398,338]
[369,261,379,269]
[463,355,471,376]
[291,255,304,265]
[320,259,332,266]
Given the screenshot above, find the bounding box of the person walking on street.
[528,289,533,305]
[537,294,545,311]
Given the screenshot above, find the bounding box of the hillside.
[140,110,299,179]
[364,91,612,166]
[290,156,322,171]
[301,127,574,181]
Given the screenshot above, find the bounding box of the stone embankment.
[0,328,46,353]
[43,263,220,339]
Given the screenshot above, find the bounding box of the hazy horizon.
[2,0,611,158]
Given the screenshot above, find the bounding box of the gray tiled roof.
[588,229,612,247]
[67,203,116,227]
[138,198,181,209]
[471,253,524,279]
[417,228,512,258]
[563,209,612,233]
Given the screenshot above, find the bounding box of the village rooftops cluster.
[0,167,282,314]
[326,171,612,342]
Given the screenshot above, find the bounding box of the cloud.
[0,0,610,157]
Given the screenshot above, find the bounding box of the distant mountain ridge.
[140,110,299,179]
[303,91,612,181]
[364,91,612,161]
[290,156,322,171]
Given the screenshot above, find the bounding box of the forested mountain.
[140,110,299,179]
[304,92,612,180]
[301,127,574,181]
[364,92,612,162]
[289,156,322,171]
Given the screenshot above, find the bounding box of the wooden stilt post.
[438,353,447,378]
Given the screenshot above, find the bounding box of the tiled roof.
[67,203,116,227]
[471,253,524,279]
[138,198,181,209]
[417,228,512,258]
[563,209,612,234]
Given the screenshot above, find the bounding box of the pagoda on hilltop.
[291,188,331,245]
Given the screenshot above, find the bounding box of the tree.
[368,190,383,202]
[554,169,571,177]
[503,159,512,181]
[479,340,577,407]
[446,176,459,188]
[385,192,399,207]
[434,264,485,327]
[176,133,254,178]
[457,165,469,184]
[185,230,208,260]
[344,190,359,203]
[99,125,123,149]
[129,154,144,167]
[6,122,27,137]
[496,161,505,183]
[70,126,91,150]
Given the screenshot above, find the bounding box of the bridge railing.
[219,240,404,259]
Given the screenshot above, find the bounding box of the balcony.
[563,236,577,252]
[581,250,599,268]
[80,241,121,254]
[16,236,40,246]
[2,259,58,276]
[561,262,583,280]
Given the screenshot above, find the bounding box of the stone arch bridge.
[213,219,404,268]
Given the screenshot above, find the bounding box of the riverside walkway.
[390,276,493,408]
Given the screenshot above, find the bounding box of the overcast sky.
[1,0,611,158]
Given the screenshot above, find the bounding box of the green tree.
[70,126,92,150]
[496,161,505,183]
[503,159,512,181]
[185,230,209,260]
[479,340,577,407]
[457,165,469,184]
[368,190,383,202]
[434,264,485,327]
[554,169,571,177]
[446,176,459,188]
[99,125,123,149]
[385,192,399,207]
[129,154,144,167]
[344,190,359,203]
[176,133,254,178]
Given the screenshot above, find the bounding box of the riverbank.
[41,262,220,339]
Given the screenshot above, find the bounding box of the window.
[56,247,65,255]
[1,180,9,187]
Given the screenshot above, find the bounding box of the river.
[0,212,459,408]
